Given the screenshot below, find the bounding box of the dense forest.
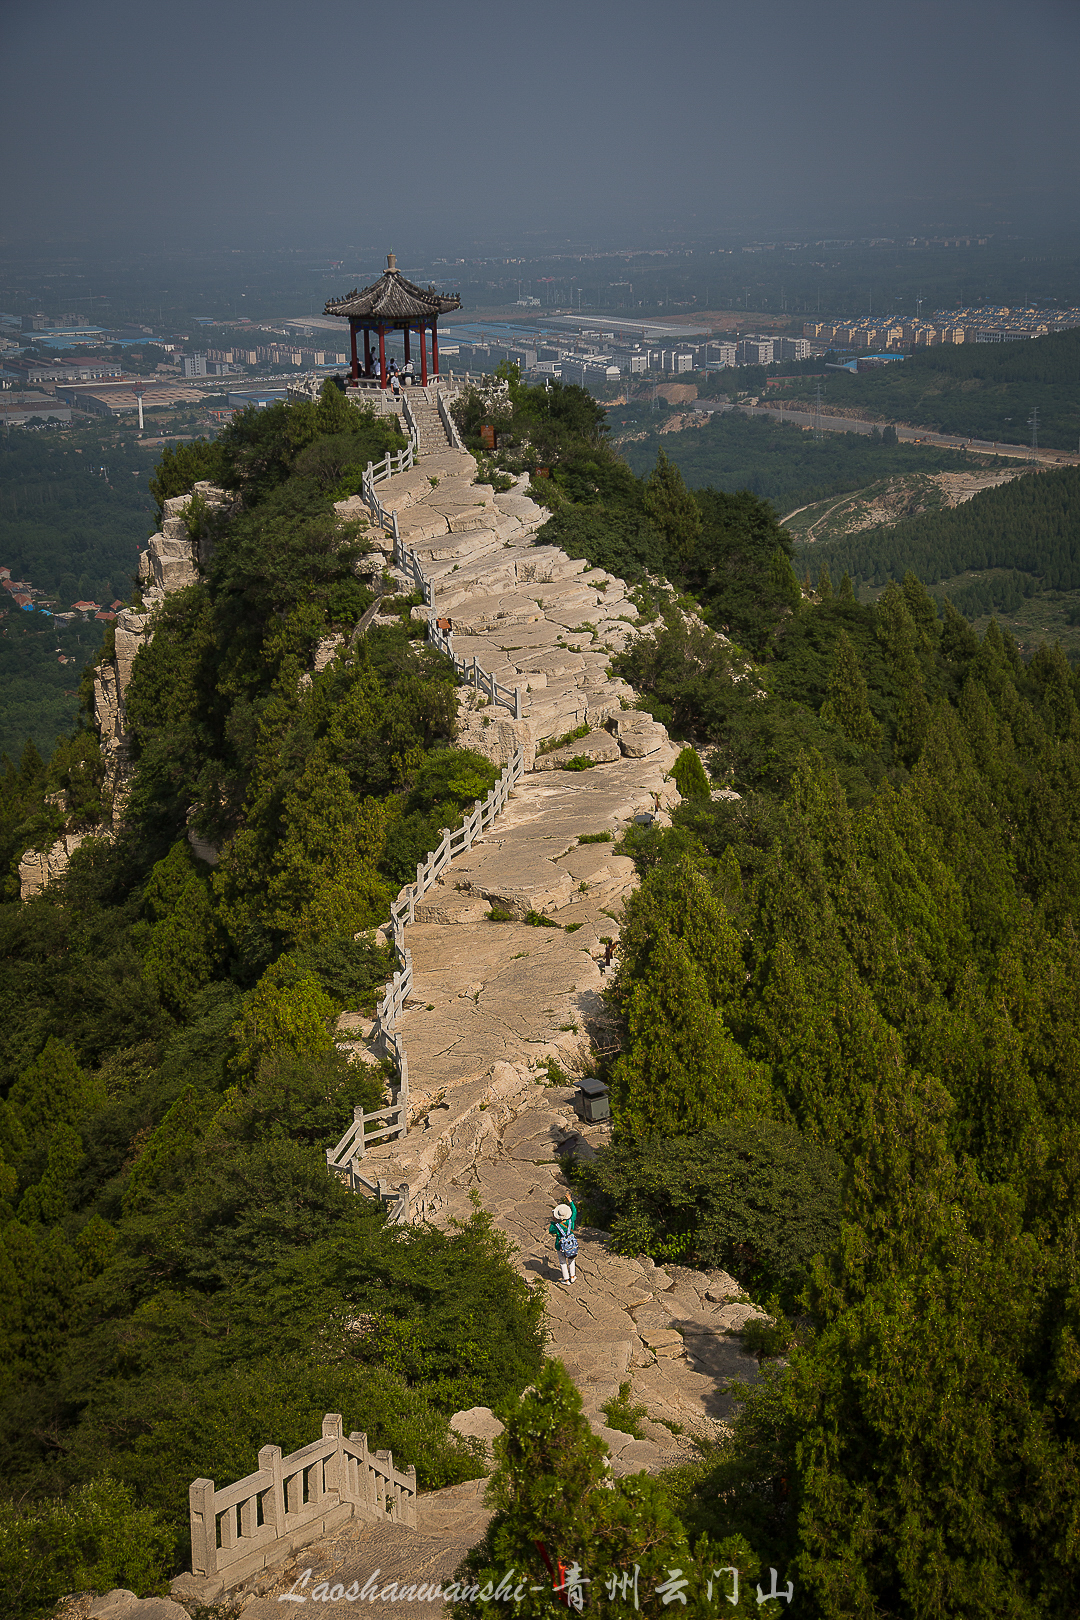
[613,406,978,513]
[0,613,104,763]
[801,462,1080,622]
[0,423,159,760]
[776,327,1080,451]
[0,425,155,604]
[5,374,1080,1616]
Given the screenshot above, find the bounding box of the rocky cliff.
[18,483,231,900]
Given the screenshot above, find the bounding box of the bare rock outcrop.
[20,486,233,900]
[17,832,93,901]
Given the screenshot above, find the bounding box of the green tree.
[227,958,337,1085]
[819,630,882,749]
[266,758,393,944]
[143,864,224,1016]
[643,449,702,565]
[3,1038,104,1157]
[17,1123,84,1224]
[453,1361,702,1620]
[0,1476,173,1620]
[671,746,711,800]
[611,929,773,1137]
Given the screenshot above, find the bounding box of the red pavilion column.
[378,325,387,388]
[363,328,372,376]
[349,320,359,382]
[419,322,428,387]
[431,318,439,377]
[404,325,411,366]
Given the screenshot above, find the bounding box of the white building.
[182,354,208,377]
[737,338,774,365]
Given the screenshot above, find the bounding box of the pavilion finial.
[387,251,397,272]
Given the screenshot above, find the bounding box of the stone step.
[413,532,505,567]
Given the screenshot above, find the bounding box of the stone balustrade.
[185,1413,416,1601]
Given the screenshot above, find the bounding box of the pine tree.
[767,548,803,615]
[266,756,393,944]
[819,630,882,748]
[228,958,337,1086]
[671,746,711,800]
[643,449,702,566]
[143,873,224,1015]
[611,929,773,1136]
[452,1361,704,1620]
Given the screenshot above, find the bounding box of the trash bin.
[577,1077,610,1123]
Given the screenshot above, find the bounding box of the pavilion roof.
[325,254,461,323]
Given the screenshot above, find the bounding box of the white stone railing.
[326,422,527,1199]
[188,1413,416,1597]
[428,619,523,719]
[388,745,525,950]
[361,445,415,532]
[444,370,510,395]
[401,391,421,456]
[326,746,525,1194]
[389,515,432,605]
[438,387,465,450]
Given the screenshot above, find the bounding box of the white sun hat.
[553,1203,572,1220]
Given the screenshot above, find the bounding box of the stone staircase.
[404,390,454,455]
[118,419,763,1620]
[326,443,764,1459]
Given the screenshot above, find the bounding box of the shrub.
[0,1476,173,1620]
[601,1380,648,1439]
[671,746,711,800]
[572,1121,840,1309]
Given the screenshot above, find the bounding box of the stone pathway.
[145,417,766,1617]
[339,445,765,1450]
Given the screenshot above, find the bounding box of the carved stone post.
[189,1477,217,1577]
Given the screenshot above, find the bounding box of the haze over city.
[4,0,1080,256]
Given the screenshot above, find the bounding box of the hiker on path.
[550,1200,578,1285]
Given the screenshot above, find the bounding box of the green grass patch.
[537,723,590,757]
[601,1381,649,1439]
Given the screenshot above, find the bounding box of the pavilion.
[325,254,461,389]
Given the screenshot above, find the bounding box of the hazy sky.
[4,0,1079,253]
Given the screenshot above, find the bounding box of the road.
[693,400,1080,468]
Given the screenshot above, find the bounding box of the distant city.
[804,305,1080,350]
[3,297,1080,430]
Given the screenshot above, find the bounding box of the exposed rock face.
[18,832,92,901]
[449,1404,506,1463]
[20,485,232,900]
